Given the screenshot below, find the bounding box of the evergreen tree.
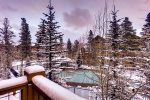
[67,38,72,58]
[76,53,82,68]
[144,13,150,28]
[36,19,46,61]
[87,30,94,52]
[120,17,140,51]
[121,17,135,35]
[59,36,63,52]
[72,40,79,57]
[0,18,15,79]
[19,18,31,66]
[142,12,150,53]
[81,47,86,64]
[109,9,121,50]
[142,12,150,100]
[42,0,63,80]
[55,35,64,55]
[108,7,121,99]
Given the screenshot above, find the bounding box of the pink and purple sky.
[0,0,150,42]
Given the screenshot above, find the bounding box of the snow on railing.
[0,76,27,100]
[24,65,45,74]
[32,75,87,100]
[0,76,27,90]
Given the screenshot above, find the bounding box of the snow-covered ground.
[0,56,149,100]
[68,86,101,100]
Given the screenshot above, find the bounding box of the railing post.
[28,84,33,100]
[21,86,27,100]
[24,66,45,100]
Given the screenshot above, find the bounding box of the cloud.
[0,0,48,14]
[63,8,92,29]
[1,5,18,12]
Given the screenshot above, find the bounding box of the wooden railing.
[0,66,86,100]
[0,76,28,100]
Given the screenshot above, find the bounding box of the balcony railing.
[0,66,86,100]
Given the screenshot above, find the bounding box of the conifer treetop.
[144,13,150,28]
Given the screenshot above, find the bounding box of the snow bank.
[0,76,27,89]
[12,60,22,66]
[25,65,45,74]
[52,56,72,62]
[32,75,87,100]
[123,70,146,82]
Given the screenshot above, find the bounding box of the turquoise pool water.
[59,70,99,84]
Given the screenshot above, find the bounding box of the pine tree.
[142,12,150,54]
[120,17,140,51]
[142,12,150,99]
[109,9,121,51]
[42,0,63,80]
[67,38,72,58]
[144,13,150,28]
[87,30,94,52]
[81,47,86,64]
[108,6,122,99]
[72,40,79,57]
[76,53,82,69]
[59,36,63,52]
[0,18,15,79]
[19,18,31,66]
[36,19,46,61]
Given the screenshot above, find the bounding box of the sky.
[0,0,150,43]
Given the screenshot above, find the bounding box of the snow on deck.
[25,65,45,74]
[32,75,87,100]
[0,76,27,89]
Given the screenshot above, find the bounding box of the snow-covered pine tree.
[120,17,140,78]
[120,17,140,51]
[76,53,82,69]
[142,13,150,57]
[59,36,64,53]
[142,12,150,99]
[36,19,47,61]
[42,0,63,80]
[144,13,150,28]
[87,30,94,52]
[108,6,122,99]
[67,38,72,58]
[0,18,15,79]
[19,18,31,69]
